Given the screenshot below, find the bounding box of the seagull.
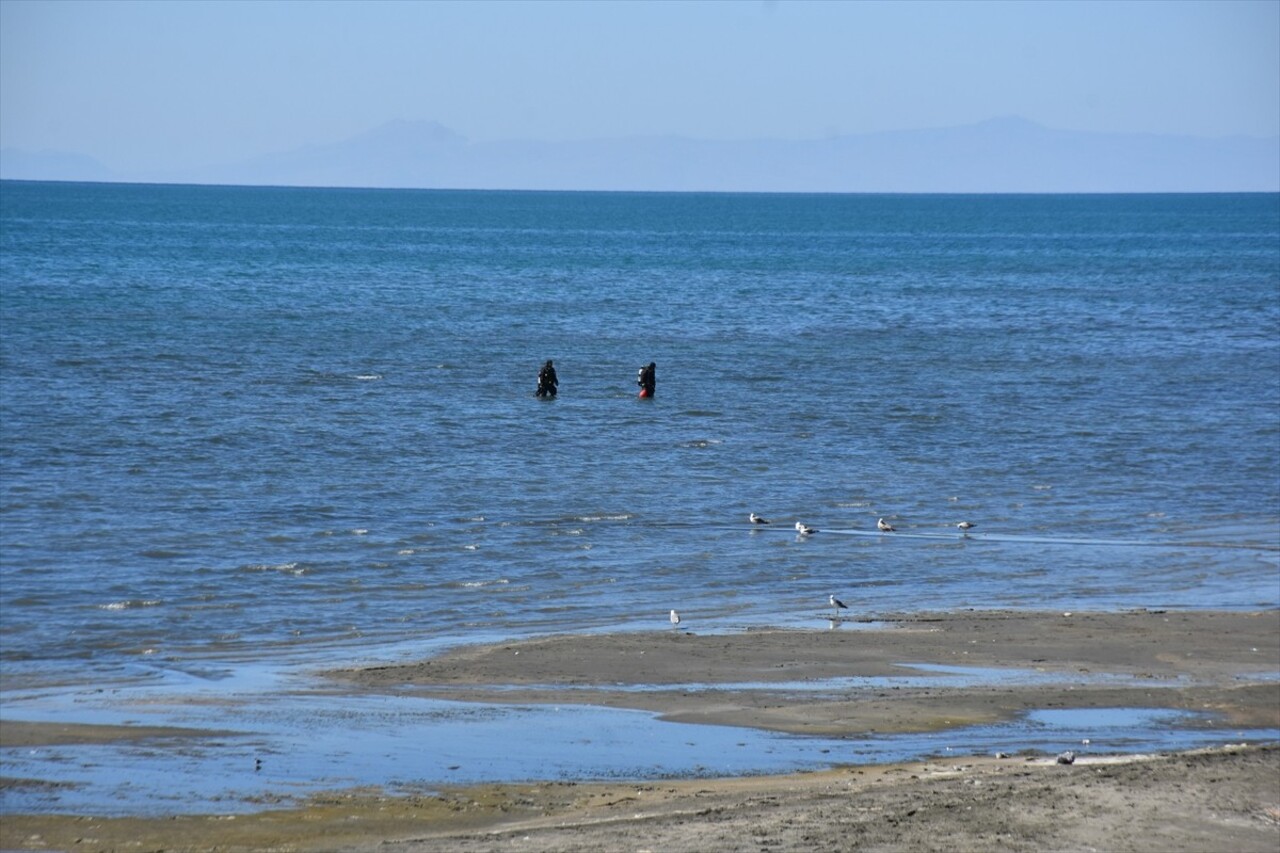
[669,609,680,629]
[829,594,848,617]
[749,513,770,525]
[877,518,895,533]
[956,521,975,536]
[795,522,817,536]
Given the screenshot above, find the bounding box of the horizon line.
[4,177,1278,198]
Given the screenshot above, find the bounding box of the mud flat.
[333,609,1280,736]
[3,609,1277,852]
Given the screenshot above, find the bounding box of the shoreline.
[2,608,1277,852]
[329,608,1280,736]
[4,747,1277,852]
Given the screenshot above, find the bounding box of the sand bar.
[3,609,1277,852]
[331,609,1280,735]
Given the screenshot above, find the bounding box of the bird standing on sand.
[877,518,895,533]
[829,594,848,618]
[957,521,975,536]
[795,522,817,536]
[749,513,770,525]
[670,609,680,629]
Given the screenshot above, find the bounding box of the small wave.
[447,578,511,589]
[98,599,163,611]
[680,439,722,449]
[577,514,633,522]
[351,529,370,536]
[243,562,306,575]
[354,373,383,381]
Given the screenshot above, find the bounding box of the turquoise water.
[1,183,1278,691]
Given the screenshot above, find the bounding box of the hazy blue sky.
[2,0,1277,174]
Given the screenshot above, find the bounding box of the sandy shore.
[3,609,1277,852]
[332,609,1280,736]
[4,747,1276,852]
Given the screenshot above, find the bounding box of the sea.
[1,182,1278,812]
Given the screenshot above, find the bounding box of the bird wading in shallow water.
[957,521,975,536]
[877,518,895,533]
[669,609,680,629]
[795,522,817,536]
[829,594,848,618]
[749,513,769,525]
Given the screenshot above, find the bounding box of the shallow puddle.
[2,680,1275,816]
[439,661,1161,696]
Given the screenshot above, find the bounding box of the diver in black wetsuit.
[637,361,656,398]
[536,359,558,398]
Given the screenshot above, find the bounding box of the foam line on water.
[751,526,1278,552]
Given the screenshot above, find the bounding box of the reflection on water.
[2,667,1275,816]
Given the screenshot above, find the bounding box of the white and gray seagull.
[669,609,680,629]
[795,522,817,536]
[749,513,770,525]
[829,594,849,617]
[877,518,896,533]
[956,521,975,536]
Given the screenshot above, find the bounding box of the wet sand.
[2,609,1277,852]
[334,609,1280,735]
[3,747,1276,852]
[0,720,241,749]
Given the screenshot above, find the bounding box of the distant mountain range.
[1,148,116,183]
[3,117,1277,192]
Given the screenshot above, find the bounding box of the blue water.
[4,680,1274,816]
[2,183,1278,692]
[3,182,1279,815]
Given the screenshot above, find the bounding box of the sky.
[1,0,1277,175]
